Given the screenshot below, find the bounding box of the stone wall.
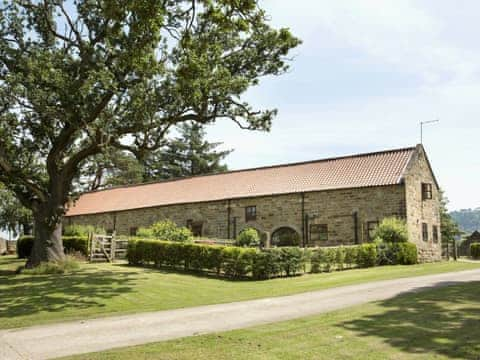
[404,145,442,262]
[66,184,407,248]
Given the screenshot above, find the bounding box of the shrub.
[63,224,105,237]
[375,240,417,266]
[393,242,418,265]
[17,236,34,259]
[373,217,408,243]
[17,236,89,259]
[150,220,193,242]
[471,243,480,259]
[222,247,256,278]
[344,246,358,268]
[136,227,154,238]
[278,247,305,276]
[310,247,336,273]
[310,250,322,273]
[335,246,346,270]
[19,255,80,275]
[236,227,260,247]
[127,240,311,279]
[375,240,395,266]
[252,251,281,279]
[357,243,377,268]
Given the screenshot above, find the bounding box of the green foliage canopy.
[0,0,300,264]
[373,217,408,243]
[236,227,260,247]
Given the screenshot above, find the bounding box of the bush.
[136,227,154,238]
[375,241,417,265]
[128,240,309,279]
[310,247,336,273]
[150,220,193,242]
[471,243,480,259]
[373,217,408,243]
[344,246,358,268]
[17,236,34,259]
[223,247,256,278]
[310,250,322,273]
[357,243,377,268]
[63,224,105,237]
[393,242,418,265]
[252,251,281,279]
[236,227,260,247]
[18,255,80,275]
[277,247,305,276]
[17,236,89,259]
[335,246,346,270]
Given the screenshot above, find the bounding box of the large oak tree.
[0,0,300,267]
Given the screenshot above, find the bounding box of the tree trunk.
[26,217,65,268]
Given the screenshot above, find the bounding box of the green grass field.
[1,256,479,330]
[64,282,480,360]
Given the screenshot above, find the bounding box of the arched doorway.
[271,227,300,247]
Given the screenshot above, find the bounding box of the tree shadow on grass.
[341,281,480,359]
[115,263,255,282]
[0,260,139,323]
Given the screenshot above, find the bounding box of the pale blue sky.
[207,0,480,211]
[2,1,478,239]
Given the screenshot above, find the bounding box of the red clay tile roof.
[66,146,416,216]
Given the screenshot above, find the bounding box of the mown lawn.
[1,256,479,330]
[64,282,480,360]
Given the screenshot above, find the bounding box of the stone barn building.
[65,145,442,261]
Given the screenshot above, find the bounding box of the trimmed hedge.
[17,236,89,259]
[376,242,417,265]
[127,239,307,280]
[310,244,377,273]
[471,243,480,259]
[128,240,418,279]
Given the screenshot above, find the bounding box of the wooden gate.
[89,233,128,262]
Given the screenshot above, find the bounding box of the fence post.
[89,232,94,261]
[111,232,116,262]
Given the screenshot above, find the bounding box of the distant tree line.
[450,208,480,234]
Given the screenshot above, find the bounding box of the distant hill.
[450,208,480,234]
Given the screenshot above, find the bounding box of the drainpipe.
[232,216,237,240]
[304,214,309,247]
[353,211,359,244]
[227,199,231,239]
[301,193,305,247]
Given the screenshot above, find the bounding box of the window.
[422,183,433,200]
[245,206,257,222]
[309,224,328,245]
[433,225,439,243]
[422,223,429,242]
[186,219,193,229]
[367,221,379,241]
[129,227,138,236]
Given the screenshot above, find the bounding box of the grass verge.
[63,282,480,360]
[1,256,479,330]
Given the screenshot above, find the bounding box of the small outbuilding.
[459,230,480,257]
